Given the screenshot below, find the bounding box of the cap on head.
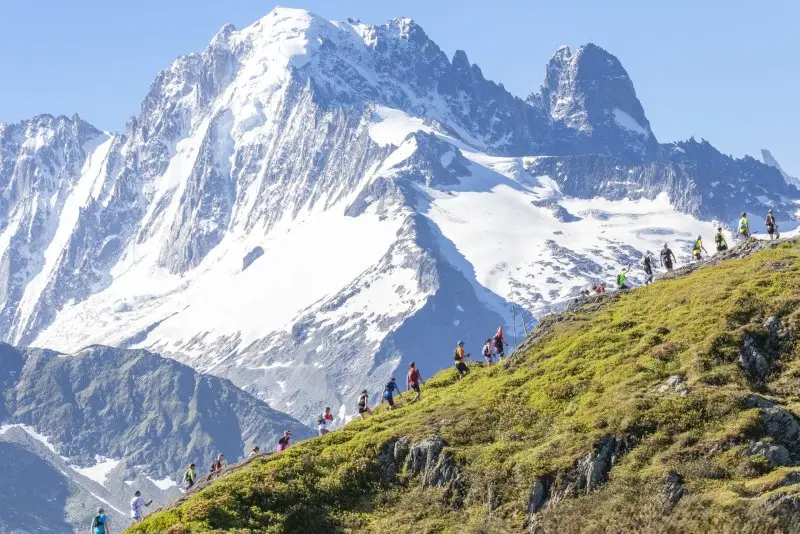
[98,507,105,514]
[190,463,196,468]
[135,490,141,496]
[285,430,292,435]
[361,388,368,393]
[458,340,464,346]
[742,212,747,217]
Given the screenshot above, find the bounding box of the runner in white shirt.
[130,490,152,522]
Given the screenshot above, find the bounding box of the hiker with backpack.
[660,243,677,272]
[91,507,110,534]
[616,266,631,290]
[493,327,509,359]
[766,210,777,240]
[317,415,329,435]
[482,338,494,366]
[640,251,655,285]
[249,446,261,458]
[407,362,424,403]
[130,490,152,523]
[691,235,708,262]
[714,227,728,252]
[357,389,372,419]
[208,454,224,480]
[183,463,197,490]
[277,430,292,451]
[738,212,750,239]
[454,341,470,379]
[381,377,402,410]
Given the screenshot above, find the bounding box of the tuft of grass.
[127,242,800,534]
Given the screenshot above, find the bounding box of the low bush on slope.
[129,240,800,534]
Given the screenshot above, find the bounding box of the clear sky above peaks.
[1,0,797,175]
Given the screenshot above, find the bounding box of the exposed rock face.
[525,435,634,529]
[745,395,800,461]
[378,437,410,482]
[744,441,792,467]
[659,375,689,397]
[662,471,685,506]
[242,246,264,271]
[405,436,461,491]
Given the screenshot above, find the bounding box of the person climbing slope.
[318,415,329,435]
[381,377,402,410]
[454,341,470,379]
[616,266,631,290]
[407,362,424,403]
[738,212,750,239]
[482,338,494,366]
[493,327,509,359]
[691,235,708,261]
[208,454,224,481]
[183,463,197,490]
[277,430,292,451]
[322,406,334,427]
[766,210,777,240]
[249,446,261,458]
[714,227,728,252]
[130,490,152,523]
[357,389,372,419]
[660,243,677,273]
[640,251,655,285]
[91,507,110,534]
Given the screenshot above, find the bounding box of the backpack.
[92,514,106,534]
[483,345,491,357]
[454,348,461,362]
[184,469,194,483]
[358,394,367,408]
[616,273,625,285]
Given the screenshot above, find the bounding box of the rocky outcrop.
[405,436,461,491]
[378,437,410,482]
[662,470,685,506]
[526,435,634,530]
[745,395,800,461]
[659,375,689,397]
[744,440,792,467]
[242,246,264,271]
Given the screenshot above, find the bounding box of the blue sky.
[1,1,797,174]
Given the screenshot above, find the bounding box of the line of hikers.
[615,210,779,290]
[352,326,511,421]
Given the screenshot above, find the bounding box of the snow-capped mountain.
[2,7,798,426]
[0,342,309,533]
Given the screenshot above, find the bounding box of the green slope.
[128,240,800,534]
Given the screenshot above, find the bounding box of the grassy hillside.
[128,240,800,534]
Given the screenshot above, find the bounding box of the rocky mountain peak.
[539,43,656,159]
